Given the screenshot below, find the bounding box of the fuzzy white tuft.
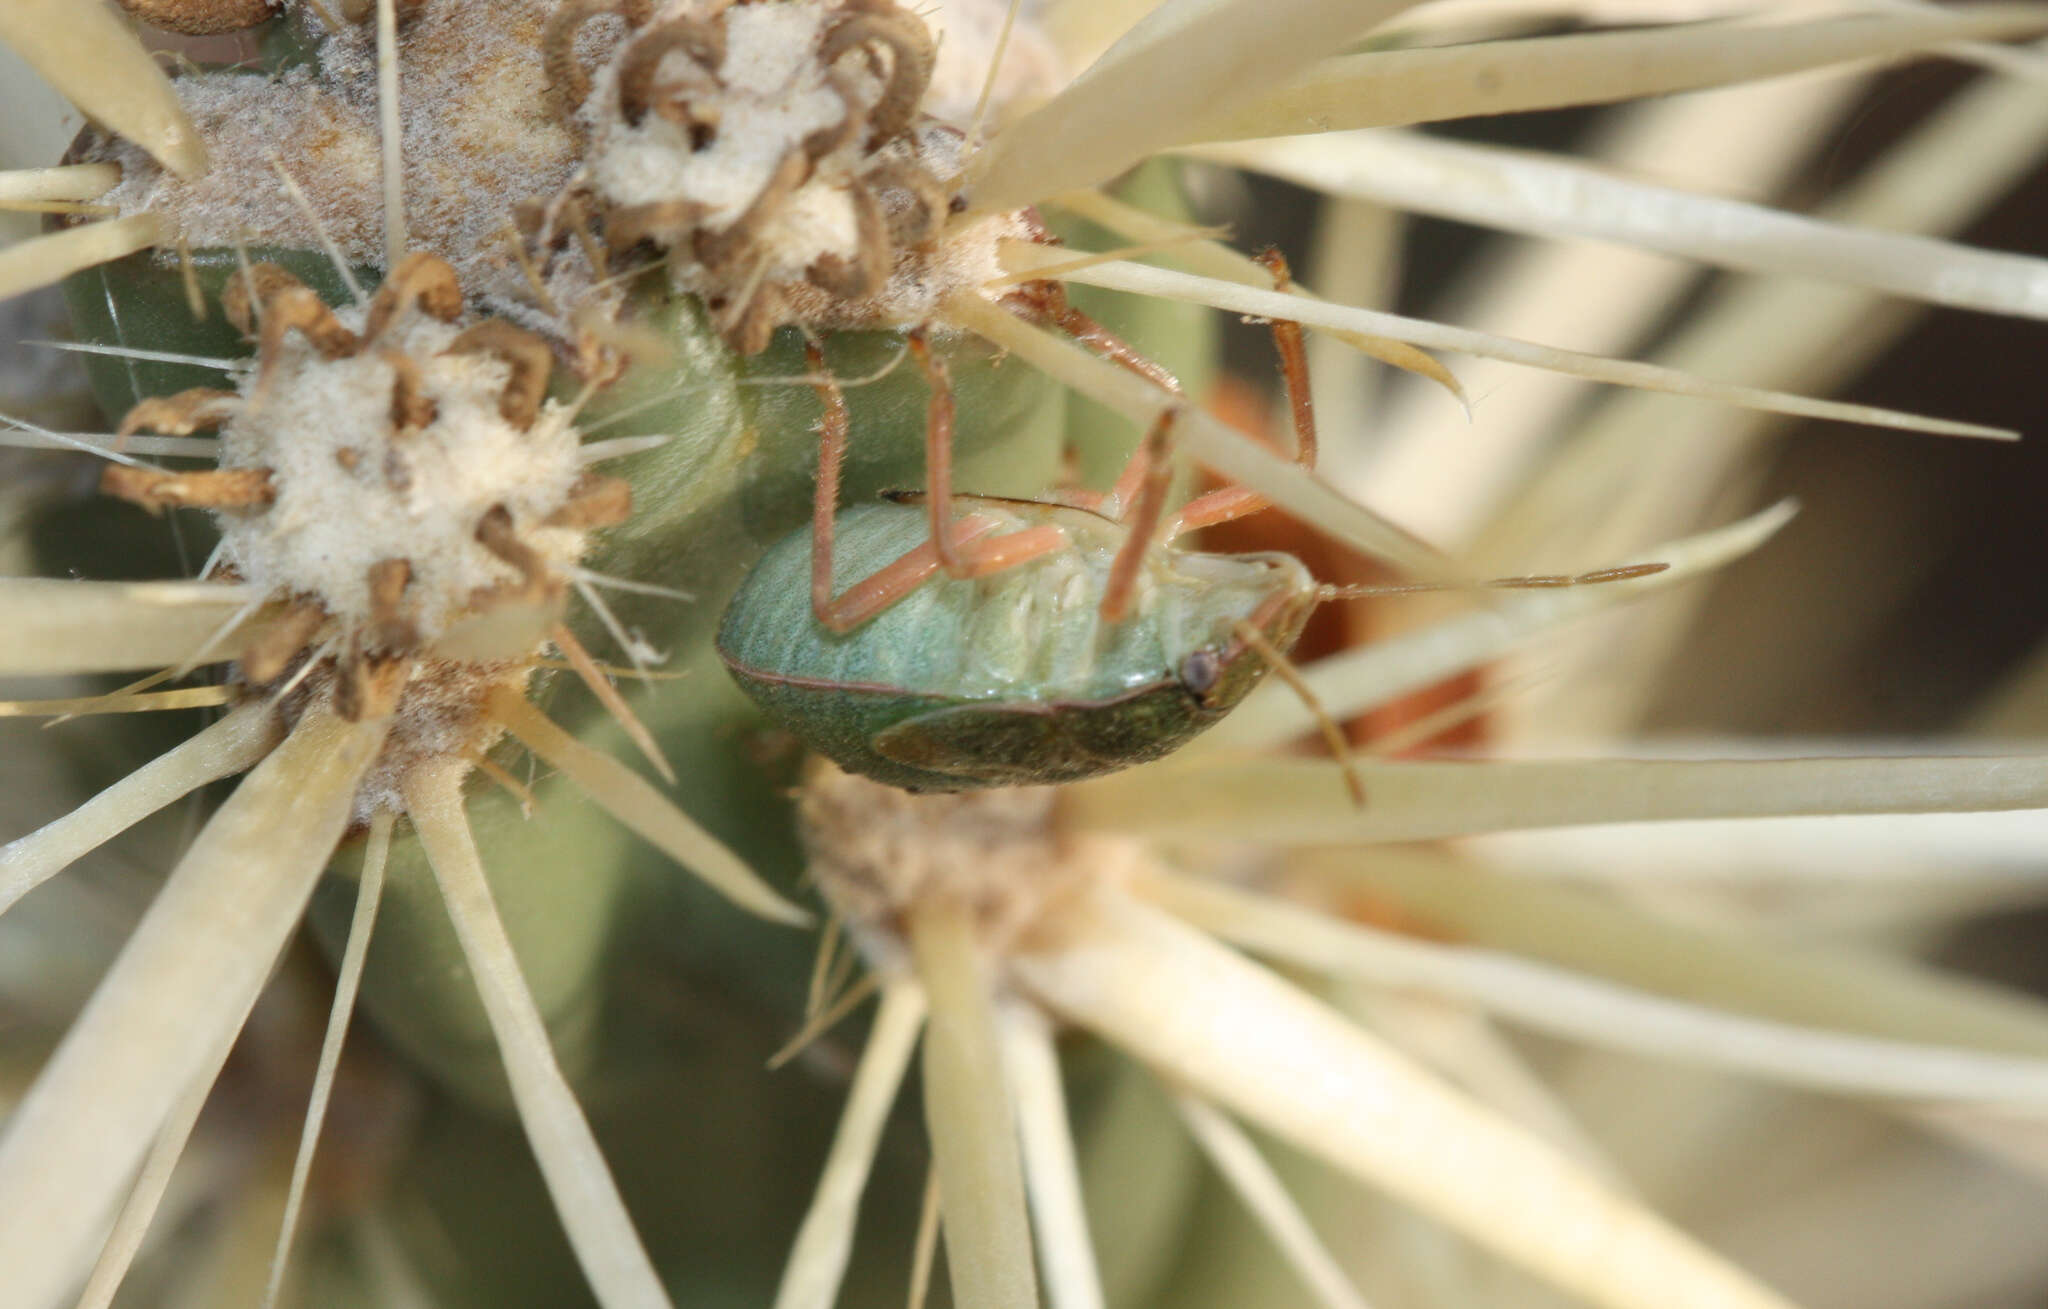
[217,306,584,641]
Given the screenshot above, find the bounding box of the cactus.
[9,4,2048,1309]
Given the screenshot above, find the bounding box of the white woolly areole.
[216,307,585,642]
[586,0,890,275]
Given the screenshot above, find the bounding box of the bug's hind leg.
[1014,282,1187,520]
[1092,250,1321,622]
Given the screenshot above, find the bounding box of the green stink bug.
[716,489,1322,791]
[715,266,1669,796]
[717,268,1341,792]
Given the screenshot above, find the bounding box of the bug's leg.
[1231,618,1367,809]
[1037,289,1183,398]
[1167,249,1318,536]
[1257,248,1316,467]
[1090,257,1307,618]
[816,514,1002,634]
[905,328,973,577]
[807,340,852,626]
[948,524,1070,579]
[1098,408,1178,624]
[1017,281,1186,519]
[992,278,1191,524]
[816,515,1071,634]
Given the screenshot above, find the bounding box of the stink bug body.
[715,251,1666,795]
[716,493,1319,791]
[718,251,1333,793]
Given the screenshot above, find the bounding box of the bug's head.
[1165,551,1319,714]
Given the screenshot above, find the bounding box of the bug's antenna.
[1231,620,1366,809]
[1316,563,1669,602]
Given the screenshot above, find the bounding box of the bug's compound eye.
[1180,648,1224,697]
